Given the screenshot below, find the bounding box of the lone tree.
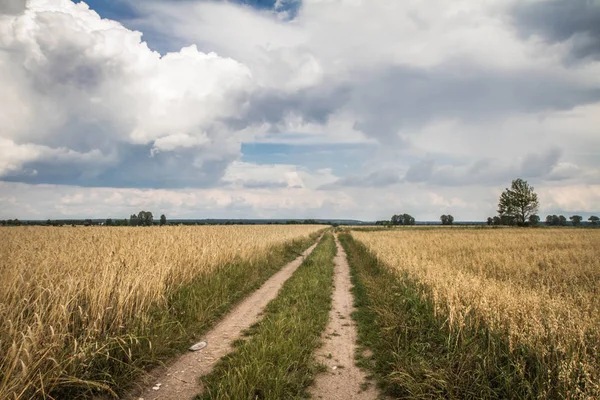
[498,179,539,225]
[160,214,167,226]
[440,214,454,225]
[589,216,599,225]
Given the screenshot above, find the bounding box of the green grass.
[198,233,337,400]
[339,233,563,400]
[50,231,323,399]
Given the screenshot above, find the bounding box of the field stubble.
[0,225,322,399]
[352,228,600,398]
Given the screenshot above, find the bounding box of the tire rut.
[309,234,378,400]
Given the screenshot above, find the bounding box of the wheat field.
[0,225,322,399]
[352,228,600,398]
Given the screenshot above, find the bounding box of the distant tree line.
[98,212,167,226]
[375,214,454,226]
[283,219,331,225]
[1,217,343,227]
[375,213,416,226]
[544,215,598,226]
[486,214,598,227]
[1,219,22,226]
[1,219,89,227]
[0,211,168,227]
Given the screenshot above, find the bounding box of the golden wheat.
[0,225,322,398]
[352,228,600,397]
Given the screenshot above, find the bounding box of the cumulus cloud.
[0,0,253,187]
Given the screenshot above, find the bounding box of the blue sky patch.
[76,0,300,21]
[75,0,137,20]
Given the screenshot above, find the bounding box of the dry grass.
[0,225,322,399]
[352,228,600,398]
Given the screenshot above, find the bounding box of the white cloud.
[540,185,600,214]
[222,161,339,190]
[223,161,305,188]
[0,0,253,183]
[151,133,210,154]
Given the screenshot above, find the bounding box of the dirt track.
[127,237,321,400]
[309,235,378,400]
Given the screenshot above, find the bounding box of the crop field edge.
[47,229,325,399]
[338,232,568,400]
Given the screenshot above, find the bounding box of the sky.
[0,0,599,221]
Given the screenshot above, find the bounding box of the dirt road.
[128,237,322,400]
[309,235,378,400]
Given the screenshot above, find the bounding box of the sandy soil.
[309,235,378,400]
[126,237,322,400]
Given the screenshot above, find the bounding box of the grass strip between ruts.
[198,233,336,400]
[339,232,566,400]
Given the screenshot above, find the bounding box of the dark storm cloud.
[346,64,600,142]
[321,147,566,190]
[520,147,562,177]
[511,0,600,60]
[230,61,600,149]
[229,84,351,130]
[434,149,563,187]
